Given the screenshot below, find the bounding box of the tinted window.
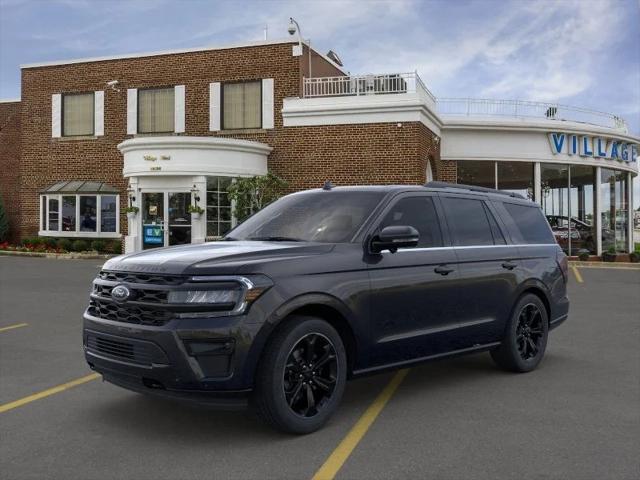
[228,191,384,243]
[484,204,506,244]
[379,196,442,247]
[441,197,494,246]
[502,203,555,244]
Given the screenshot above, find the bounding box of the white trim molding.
[209,82,221,131]
[94,90,104,136]
[51,94,62,138]
[127,88,137,135]
[118,136,271,178]
[282,92,442,135]
[262,78,275,129]
[174,85,186,133]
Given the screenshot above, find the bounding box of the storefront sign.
[143,226,163,244]
[548,133,638,163]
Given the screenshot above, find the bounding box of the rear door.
[439,194,521,347]
[366,193,460,367]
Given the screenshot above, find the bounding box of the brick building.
[0,38,637,255]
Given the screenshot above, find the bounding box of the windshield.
[226,190,385,243]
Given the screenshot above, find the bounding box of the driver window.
[379,196,443,248]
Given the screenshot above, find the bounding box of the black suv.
[83,182,569,433]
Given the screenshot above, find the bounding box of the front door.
[141,192,191,249]
[366,194,460,367]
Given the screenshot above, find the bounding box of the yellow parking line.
[0,373,100,414]
[0,323,28,333]
[571,266,584,283]
[311,369,410,480]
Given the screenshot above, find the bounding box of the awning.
[40,181,120,194]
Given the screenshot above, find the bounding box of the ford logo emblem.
[111,284,131,302]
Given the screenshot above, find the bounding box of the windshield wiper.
[247,236,304,242]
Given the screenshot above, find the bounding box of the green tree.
[0,195,9,242]
[227,173,288,222]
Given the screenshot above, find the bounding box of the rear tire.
[490,294,549,373]
[254,316,347,434]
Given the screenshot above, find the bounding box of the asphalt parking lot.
[1,256,639,480]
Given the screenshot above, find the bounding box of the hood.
[102,241,335,275]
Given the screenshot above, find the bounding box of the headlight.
[169,275,272,317]
[168,289,240,304]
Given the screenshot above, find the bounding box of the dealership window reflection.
[601,169,628,253]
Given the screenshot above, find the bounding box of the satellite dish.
[326,50,343,67]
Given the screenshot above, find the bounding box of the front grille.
[98,270,185,286]
[95,284,168,304]
[88,298,173,326]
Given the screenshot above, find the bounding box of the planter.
[191,212,202,221]
[603,252,630,262]
[629,252,640,263]
[126,212,137,220]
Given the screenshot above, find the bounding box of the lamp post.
[288,17,312,84]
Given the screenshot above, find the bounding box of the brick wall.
[0,101,21,242]
[14,41,442,241]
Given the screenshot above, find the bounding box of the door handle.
[434,265,454,276]
[502,261,517,270]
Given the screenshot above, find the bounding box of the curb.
[0,250,116,260]
[569,260,640,269]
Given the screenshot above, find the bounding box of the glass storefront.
[458,160,633,255]
[206,176,233,238]
[601,169,628,253]
[497,161,534,200]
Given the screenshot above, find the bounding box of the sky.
[0,0,639,205]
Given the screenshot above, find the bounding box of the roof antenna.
[322,180,334,190]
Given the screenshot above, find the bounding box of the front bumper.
[83,309,263,406]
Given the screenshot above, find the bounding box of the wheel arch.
[516,280,552,322]
[245,293,361,385]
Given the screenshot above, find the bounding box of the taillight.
[557,249,569,283]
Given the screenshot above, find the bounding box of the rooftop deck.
[302,73,628,132]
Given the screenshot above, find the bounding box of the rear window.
[441,197,496,246]
[501,203,555,244]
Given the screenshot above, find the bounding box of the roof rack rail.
[425,181,525,199]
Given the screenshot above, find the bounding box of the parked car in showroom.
[83,182,569,434]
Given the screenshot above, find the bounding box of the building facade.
[0,38,637,256]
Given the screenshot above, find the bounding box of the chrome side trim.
[395,243,555,253]
[378,317,496,344]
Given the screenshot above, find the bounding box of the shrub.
[110,240,122,254]
[91,240,106,252]
[41,237,57,249]
[21,236,41,247]
[577,250,590,261]
[0,195,9,242]
[630,252,640,263]
[57,238,73,252]
[227,173,288,223]
[71,239,89,252]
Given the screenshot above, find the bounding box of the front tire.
[491,294,549,373]
[254,316,347,434]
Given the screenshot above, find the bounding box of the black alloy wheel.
[515,303,544,361]
[490,293,549,373]
[254,316,347,434]
[283,333,338,417]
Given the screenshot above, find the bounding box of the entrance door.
[141,192,191,249]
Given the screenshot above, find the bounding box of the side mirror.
[371,225,419,253]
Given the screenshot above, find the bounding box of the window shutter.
[51,94,62,138]
[209,82,221,131]
[262,78,274,129]
[127,88,137,134]
[174,85,185,133]
[94,91,104,136]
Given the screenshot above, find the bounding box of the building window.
[138,87,175,133]
[40,192,120,237]
[62,92,94,136]
[497,161,535,200]
[206,176,233,238]
[222,81,261,129]
[457,160,495,189]
[601,169,628,253]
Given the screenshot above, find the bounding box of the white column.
[124,177,140,254]
[534,162,541,203]
[627,172,634,253]
[595,167,602,256]
[191,175,207,245]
